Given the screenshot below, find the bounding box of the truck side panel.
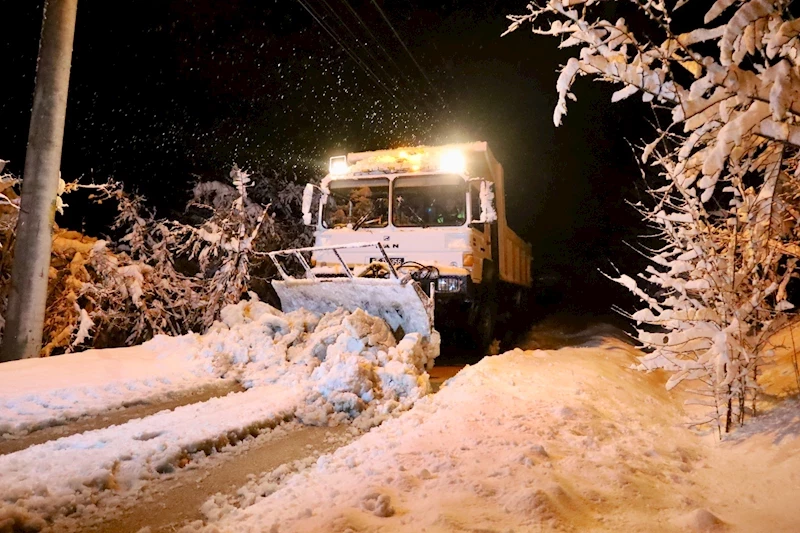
[498,225,531,287]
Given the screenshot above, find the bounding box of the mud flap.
[273,277,434,338]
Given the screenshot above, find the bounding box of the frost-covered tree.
[0,165,313,356]
[506,0,800,432]
[111,165,313,333]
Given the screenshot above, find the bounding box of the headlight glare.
[436,276,462,293]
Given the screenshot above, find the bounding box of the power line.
[338,0,425,100]
[295,0,412,111]
[367,0,445,107]
[296,0,403,107]
[310,0,436,114]
[315,0,422,108]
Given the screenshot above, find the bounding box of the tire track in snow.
[0,385,303,528]
[61,369,462,532]
[0,380,244,456]
[72,424,357,533]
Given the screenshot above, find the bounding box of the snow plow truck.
[268,142,532,351]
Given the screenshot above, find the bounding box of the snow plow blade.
[268,242,434,338]
[273,278,432,337]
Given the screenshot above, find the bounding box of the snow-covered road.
[0,367,460,533]
[2,310,800,532]
[1,385,303,526]
[0,340,224,437]
[0,300,439,531]
[66,424,359,533]
[189,336,800,533]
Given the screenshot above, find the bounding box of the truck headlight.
[329,155,348,175]
[436,276,462,293]
[439,150,466,174]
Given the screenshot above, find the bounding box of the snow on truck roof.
[325,141,501,181]
[346,141,490,163]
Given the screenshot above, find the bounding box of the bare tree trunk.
[725,387,732,434]
[1,0,78,362]
[791,325,800,394]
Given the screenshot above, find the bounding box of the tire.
[470,261,497,354]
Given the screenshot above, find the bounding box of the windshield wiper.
[352,198,387,231]
[395,199,426,227]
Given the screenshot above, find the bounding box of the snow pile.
[191,339,800,533]
[189,300,438,423]
[0,339,220,436]
[273,278,434,338]
[1,300,438,437]
[0,302,439,528]
[0,386,303,527]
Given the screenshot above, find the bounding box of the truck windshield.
[393,174,467,227]
[323,178,389,229]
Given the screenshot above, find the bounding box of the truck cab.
[299,142,532,350]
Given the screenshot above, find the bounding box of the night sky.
[1,0,650,321]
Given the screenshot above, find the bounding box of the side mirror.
[479,181,497,223]
[470,179,497,224]
[302,183,315,226]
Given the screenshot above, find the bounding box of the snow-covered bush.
[506,0,800,432]
[0,164,314,356]
[105,165,314,338]
[0,160,19,333]
[138,166,312,326]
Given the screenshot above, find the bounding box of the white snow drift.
[190,337,800,533]
[0,300,439,528]
[0,338,220,436]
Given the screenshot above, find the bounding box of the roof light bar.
[329,155,349,175]
[439,150,466,174]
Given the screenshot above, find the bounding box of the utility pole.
[1,0,79,361]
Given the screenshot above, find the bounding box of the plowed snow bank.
[193,339,800,533]
[1,301,438,436]
[0,343,223,436]
[0,302,439,528]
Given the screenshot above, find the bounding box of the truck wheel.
[470,261,497,354]
[473,299,497,353]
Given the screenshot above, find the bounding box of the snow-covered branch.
[508,0,800,432]
[0,164,316,356]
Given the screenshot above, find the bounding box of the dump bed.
[464,143,532,288]
[499,225,532,287]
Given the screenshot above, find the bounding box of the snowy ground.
[0,341,225,436]
[185,335,800,532]
[1,299,438,439]
[2,310,799,532]
[0,300,438,531]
